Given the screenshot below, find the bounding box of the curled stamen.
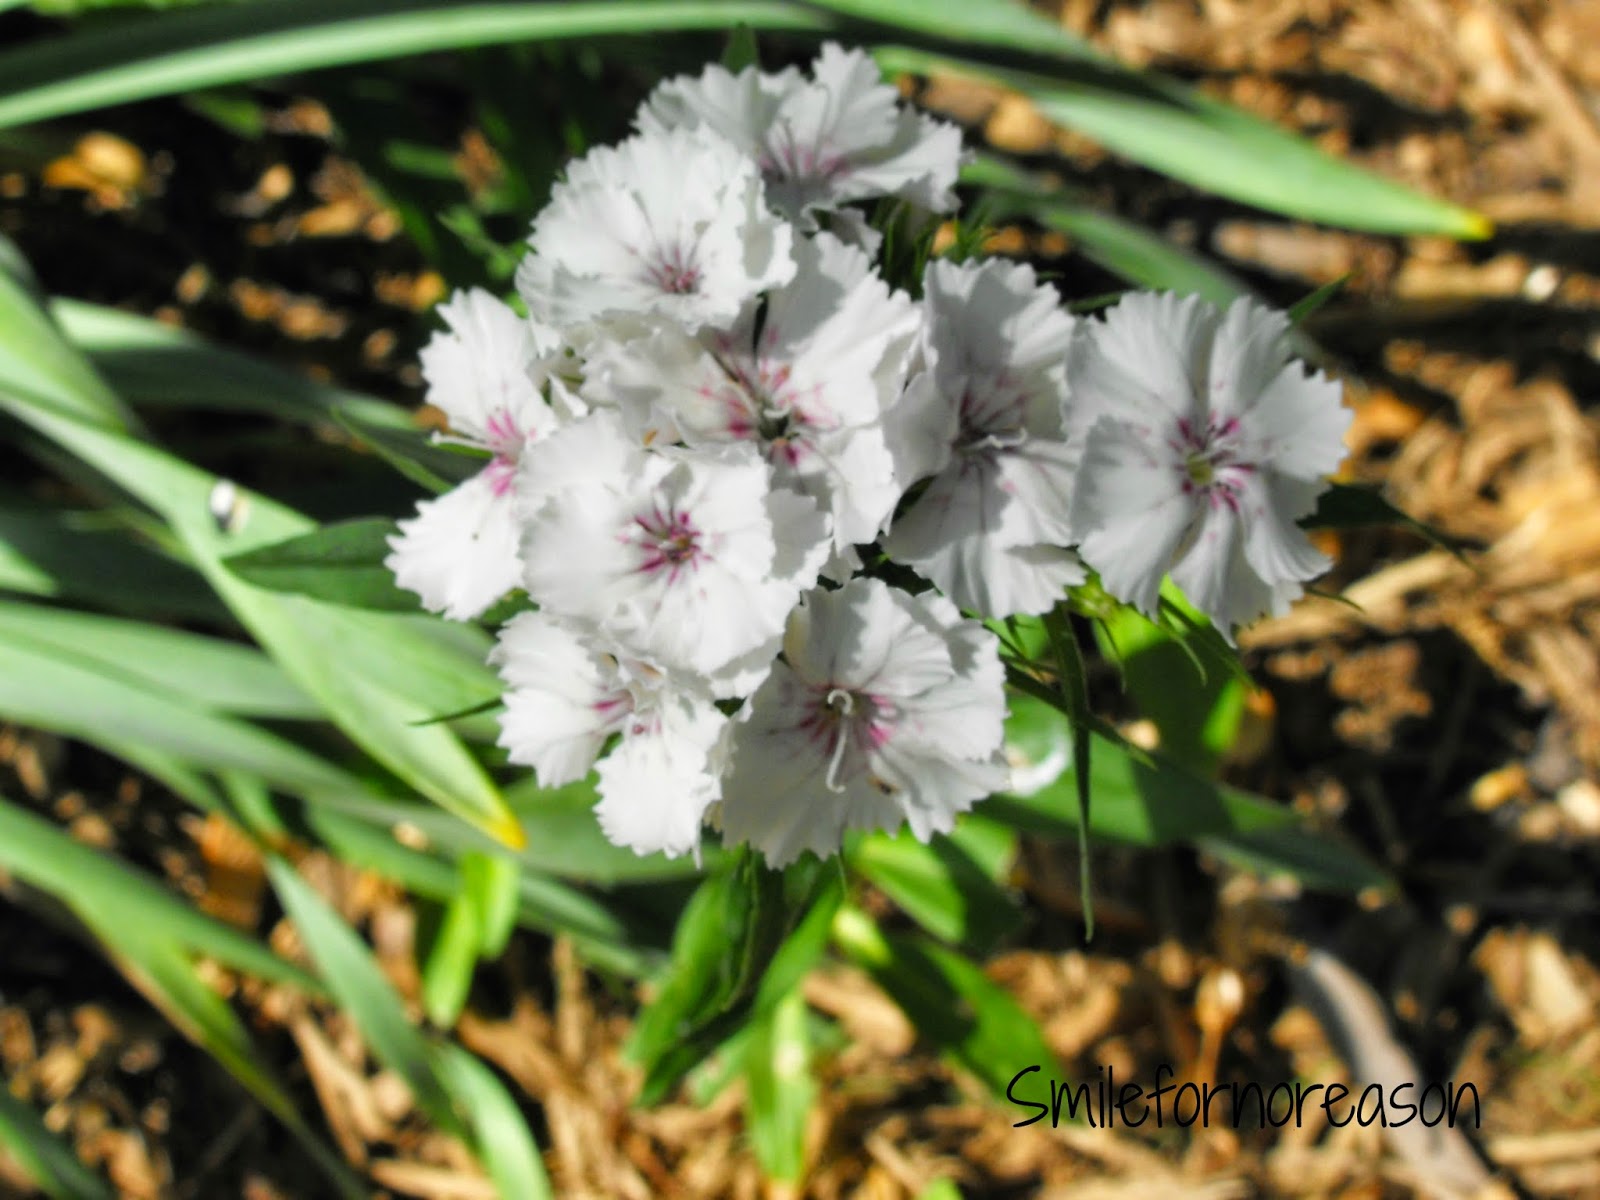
[823,687,854,793]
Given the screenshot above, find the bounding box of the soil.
[4,0,1600,1197]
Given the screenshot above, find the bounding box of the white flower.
[640,42,965,230]
[583,232,917,562]
[493,613,723,859]
[386,289,567,620]
[718,578,1008,866]
[515,126,794,342]
[883,258,1085,617]
[515,411,830,693]
[1069,292,1351,637]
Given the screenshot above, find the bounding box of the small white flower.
[515,411,830,693]
[583,232,917,561]
[884,258,1085,617]
[719,578,1008,866]
[1069,291,1351,637]
[493,613,723,859]
[386,289,566,620]
[515,126,794,341]
[640,42,964,230]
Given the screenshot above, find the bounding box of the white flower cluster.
[386,44,1350,865]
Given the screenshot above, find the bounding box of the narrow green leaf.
[847,820,1020,949]
[0,0,829,131]
[420,886,481,1029]
[1,391,520,846]
[994,693,1293,844]
[0,503,226,621]
[433,1044,554,1200]
[1286,275,1349,324]
[721,23,759,71]
[266,855,465,1137]
[832,907,1062,1102]
[224,518,423,612]
[881,48,1490,238]
[967,156,1250,304]
[0,598,319,719]
[462,850,521,959]
[1299,480,1466,557]
[0,631,378,804]
[744,987,813,1183]
[811,0,1094,59]
[1043,606,1096,938]
[0,796,318,991]
[0,1087,115,1200]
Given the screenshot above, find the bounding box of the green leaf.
[224,518,423,612]
[420,885,481,1029]
[995,693,1294,844]
[832,906,1062,1102]
[1,388,520,845]
[629,855,831,1105]
[847,820,1020,949]
[433,1044,554,1200]
[0,796,318,991]
[744,986,813,1183]
[0,235,136,429]
[266,855,464,1136]
[1299,480,1465,556]
[880,48,1490,238]
[0,503,225,621]
[966,156,1250,305]
[0,1079,114,1200]
[994,695,1392,893]
[0,626,382,803]
[0,0,829,131]
[812,0,1094,59]
[462,849,521,959]
[0,598,319,718]
[1286,275,1349,324]
[721,23,759,71]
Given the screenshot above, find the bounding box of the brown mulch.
[6,1,1600,1197]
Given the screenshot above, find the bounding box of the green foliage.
[224,518,421,612]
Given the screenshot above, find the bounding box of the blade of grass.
[0,0,828,130]
[0,1088,114,1200]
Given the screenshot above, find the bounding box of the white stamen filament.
[824,687,854,793]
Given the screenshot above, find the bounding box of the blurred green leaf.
[0,598,318,718]
[832,906,1062,1101]
[0,797,318,990]
[462,849,521,958]
[722,23,759,71]
[994,692,1294,844]
[1287,275,1349,323]
[744,986,812,1183]
[2,399,520,845]
[266,855,464,1135]
[813,0,1094,58]
[0,1088,114,1200]
[848,819,1020,949]
[630,855,832,1105]
[0,503,227,621]
[421,885,481,1029]
[0,0,828,130]
[966,156,1250,305]
[882,47,1490,237]
[434,1043,555,1200]
[1300,480,1465,557]
[0,625,385,801]
[994,695,1392,892]
[224,518,423,612]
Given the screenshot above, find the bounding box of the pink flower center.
[478,409,535,497]
[647,245,702,295]
[798,686,897,793]
[1172,414,1254,511]
[630,503,703,581]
